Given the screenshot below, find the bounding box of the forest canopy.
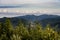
[0,18,60,40]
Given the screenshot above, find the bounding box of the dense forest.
[0,18,60,40]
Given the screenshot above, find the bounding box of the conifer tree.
[0,23,2,36]
[1,18,13,40]
[43,24,59,40]
[15,20,29,40]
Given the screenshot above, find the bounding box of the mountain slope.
[0,14,60,28]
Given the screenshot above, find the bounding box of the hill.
[0,14,60,28]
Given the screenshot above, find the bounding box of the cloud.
[0,6,21,8]
[0,2,60,9]
[0,0,60,4]
[0,0,60,17]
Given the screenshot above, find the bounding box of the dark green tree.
[15,20,29,40]
[0,18,13,40]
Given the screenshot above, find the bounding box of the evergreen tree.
[15,20,29,40]
[0,18,60,40]
[1,18,13,40]
[0,22,2,36]
[28,23,43,40]
[34,23,43,40]
[43,24,59,40]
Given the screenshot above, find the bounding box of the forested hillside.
[0,18,60,40]
[0,14,60,28]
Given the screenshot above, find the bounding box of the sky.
[0,0,59,4]
[0,0,60,17]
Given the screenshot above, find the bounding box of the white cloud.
[0,0,60,17]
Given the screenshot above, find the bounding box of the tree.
[15,20,29,40]
[0,22,2,36]
[0,18,13,40]
[35,23,43,40]
[43,24,59,40]
[28,23,43,40]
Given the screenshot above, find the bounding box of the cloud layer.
[0,0,60,4]
[0,0,60,17]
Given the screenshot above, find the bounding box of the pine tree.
[35,23,43,40]
[0,22,2,36]
[43,24,59,40]
[15,20,29,40]
[28,23,43,40]
[1,18,13,40]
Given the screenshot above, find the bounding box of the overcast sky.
[0,0,60,17]
[0,0,60,4]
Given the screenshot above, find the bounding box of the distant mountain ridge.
[16,14,60,21]
[0,14,60,28]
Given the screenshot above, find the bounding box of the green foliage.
[13,20,29,40]
[0,19,60,40]
[11,34,21,40]
[0,18,13,40]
